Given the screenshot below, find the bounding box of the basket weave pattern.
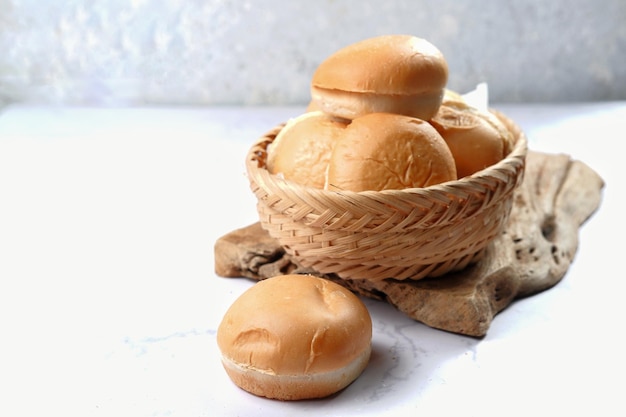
[246,117,527,281]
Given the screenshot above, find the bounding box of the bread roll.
[305,100,321,112]
[489,107,524,143]
[442,88,466,106]
[429,102,514,178]
[311,35,448,121]
[326,112,457,192]
[267,111,347,188]
[217,274,372,400]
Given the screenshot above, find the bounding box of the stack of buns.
[267,34,515,191]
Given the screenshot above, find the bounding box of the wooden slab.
[214,151,604,337]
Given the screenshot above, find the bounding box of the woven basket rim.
[244,111,527,280]
[246,119,527,215]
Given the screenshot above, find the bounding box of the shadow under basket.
[245,112,528,282]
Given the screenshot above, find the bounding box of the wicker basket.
[245,112,527,281]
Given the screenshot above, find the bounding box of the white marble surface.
[0,103,623,417]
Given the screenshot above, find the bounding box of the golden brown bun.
[429,102,515,178]
[326,113,457,192]
[442,88,466,106]
[217,274,372,400]
[489,107,524,143]
[305,100,321,112]
[311,35,448,121]
[267,111,347,189]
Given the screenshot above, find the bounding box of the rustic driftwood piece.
[214,151,603,337]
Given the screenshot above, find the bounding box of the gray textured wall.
[1,0,624,107]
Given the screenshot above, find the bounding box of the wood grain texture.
[214,151,603,337]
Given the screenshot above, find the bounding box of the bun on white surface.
[266,111,347,189]
[326,112,457,192]
[429,101,514,178]
[217,274,372,400]
[310,35,448,121]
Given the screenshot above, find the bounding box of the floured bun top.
[430,101,514,178]
[326,112,457,192]
[217,274,372,376]
[266,111,347,188]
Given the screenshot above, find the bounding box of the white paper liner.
[461,82,489,112]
